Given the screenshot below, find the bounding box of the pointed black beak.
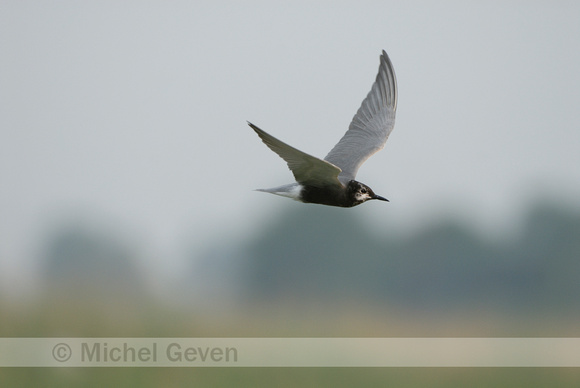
[373,194,389,202]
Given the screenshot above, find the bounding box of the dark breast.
[300,184,355,208]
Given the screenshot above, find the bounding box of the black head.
[346,180,389,207]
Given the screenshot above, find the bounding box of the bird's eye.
[361,188,367,194]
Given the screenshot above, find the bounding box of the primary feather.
[324,50,397,183]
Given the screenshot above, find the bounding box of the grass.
[1,294,579,387]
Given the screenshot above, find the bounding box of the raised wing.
[248,122,343,188]
[324,50,397,183]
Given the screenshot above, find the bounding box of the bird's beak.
[373,194,389,202]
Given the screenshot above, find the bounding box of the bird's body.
[249,50,398,208]
[254,180,380,208]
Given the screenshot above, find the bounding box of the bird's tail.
[254,183,302,201]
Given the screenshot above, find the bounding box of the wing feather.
[248,122,343,188]
[324,50,397,183]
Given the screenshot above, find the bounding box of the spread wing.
[248,122,343,189]
[324,50,397,183]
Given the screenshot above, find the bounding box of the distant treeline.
[237,202,580,313]
[40,201,580,314]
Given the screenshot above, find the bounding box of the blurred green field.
[1,296,579,387]
[2,199,579,386]
[2,367,580,388]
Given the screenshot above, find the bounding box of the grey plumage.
[324,50,397,184]
[249,123,342,189]
[249,50,398,207]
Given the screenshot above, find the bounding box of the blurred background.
[1,1,580,386]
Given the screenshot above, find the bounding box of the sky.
[1,1,580,296]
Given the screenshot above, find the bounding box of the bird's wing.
[324,50,397,183]
[248,122,343,188]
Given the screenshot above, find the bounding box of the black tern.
[249,50,397,208]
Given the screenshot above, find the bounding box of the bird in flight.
[249,50,397,208]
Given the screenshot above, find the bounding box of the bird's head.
[347,180,389,206]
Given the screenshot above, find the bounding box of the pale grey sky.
[2,1,580,295]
